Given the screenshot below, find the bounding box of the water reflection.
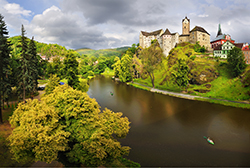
[87,76,250,167]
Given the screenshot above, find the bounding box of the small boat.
[110,91,114,96]
[203,136,214,145]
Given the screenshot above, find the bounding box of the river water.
[87,76,250,167]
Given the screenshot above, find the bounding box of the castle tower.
[182,16,190,35]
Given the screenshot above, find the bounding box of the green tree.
[8,85,131,167]
[63,52,79,89]
[52,57,63,78]
[171,59,189,90]
[227,47,247,77]
[138,40,164,88]
[0,14,12,123]
[93,56,107,74]
[17,25,32,102]
[112,57,121,78]
[77,78,89,92]
[27,36,39,98]
[44,74,60,95]
[119,54,133,82]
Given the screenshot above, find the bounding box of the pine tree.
[227,47,247,78]
[27,36,38,98]
[17,25,32,102]
[63,52,79,89]
[0,14,12,123]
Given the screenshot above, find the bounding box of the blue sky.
[1,0,250,49]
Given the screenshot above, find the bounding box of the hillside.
[134,42,250,103]
[75,46,129,58]
[8,36,75,58]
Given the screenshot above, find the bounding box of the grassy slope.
[134,43,250,105]
[200,65,250,101]
[75,47,129,58]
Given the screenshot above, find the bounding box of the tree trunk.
[23,84,26,103]
[149,73,155,88]
[2,98,4,110]
[0,92,2,123]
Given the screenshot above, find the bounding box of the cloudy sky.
[1,0,250,50]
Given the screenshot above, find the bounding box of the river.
[87,76,250,167]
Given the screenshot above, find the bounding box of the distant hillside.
[75,46,130,58]
[8,36,78,58]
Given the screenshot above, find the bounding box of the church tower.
[182,16,190,35]
[216,24,222,37]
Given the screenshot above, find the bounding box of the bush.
[190,55,196,60]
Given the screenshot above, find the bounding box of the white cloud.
[26,5,124,49]
[2,0,250,49]
[4,3,32,16]
[198,14,209,17]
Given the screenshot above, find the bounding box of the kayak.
[207,139,214,145]
[203,136,214,145]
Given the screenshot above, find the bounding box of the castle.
[139,16,211,56]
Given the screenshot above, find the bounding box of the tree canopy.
[171,59,189,90]
[8,85,131,167]
[0,14,12,123]
[63,52,79,89]
[137,40,164,88]
[227,47,247,78]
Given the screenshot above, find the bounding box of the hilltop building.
[139,16,211,56]
[242,44,250,64]
[139,29,179,56]
[212,24,250,64]
[213,40,249,63]
[210,24,235,49]
[179,17,211,50]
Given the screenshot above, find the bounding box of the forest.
[0,14,140,167]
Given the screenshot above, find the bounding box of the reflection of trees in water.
[114,82,136,105]
[173,100,230,127]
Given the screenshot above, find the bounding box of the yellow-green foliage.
[160,43,218,86]
[78,78,89,92]
[44,74,60,95]
[101,67,115,76]
[8,99,70,163]
[8,85,131,167]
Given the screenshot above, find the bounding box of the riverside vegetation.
[101,41,250,109]
[0,14,139,167]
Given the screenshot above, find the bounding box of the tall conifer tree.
[17,25,32,102]
[0,14,12,123]
[27,36,38,98]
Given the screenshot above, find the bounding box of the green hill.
[8,36,76,58]
[75,46,130,58]
[134,42,250,103]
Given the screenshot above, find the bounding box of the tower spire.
[216,24,222,37]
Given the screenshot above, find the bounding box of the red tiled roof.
[242,46,250,51]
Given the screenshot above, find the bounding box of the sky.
[1,0,250,50]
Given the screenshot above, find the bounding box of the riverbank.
[128,82,250,109]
